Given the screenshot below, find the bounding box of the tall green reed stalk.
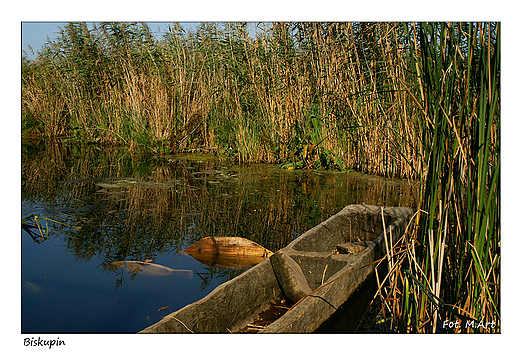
[374,22,499,333]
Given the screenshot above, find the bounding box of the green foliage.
[374,23,500,333]
[22,214,67,244]
[281,111,344,171]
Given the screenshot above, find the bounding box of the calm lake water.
[21,141,418,333]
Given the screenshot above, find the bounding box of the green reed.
[372,22,500,333]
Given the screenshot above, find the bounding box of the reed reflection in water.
[21,141,419,332]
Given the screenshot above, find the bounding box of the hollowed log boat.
[139,204,413,333]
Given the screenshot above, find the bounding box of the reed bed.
[23,22,424,178]
[22,22,499,332]
[369,23,500,333]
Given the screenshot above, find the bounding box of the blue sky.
[22,22,200,59]
[21,22,263,60]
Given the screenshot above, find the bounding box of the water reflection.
[21,140,419,332]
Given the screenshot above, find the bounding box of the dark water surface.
[21,141,418,333]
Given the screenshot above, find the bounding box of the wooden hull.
[140,204,413,333]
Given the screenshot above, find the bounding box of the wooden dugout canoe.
[140,204,413,334]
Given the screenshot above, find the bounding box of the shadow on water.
[316,266,390,333]
[21,140,419,333]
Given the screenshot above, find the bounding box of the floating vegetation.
[22,214,67,244]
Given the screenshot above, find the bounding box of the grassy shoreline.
[22,22,430,177]
[22,22,500,332]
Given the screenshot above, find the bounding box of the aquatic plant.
[22,22,424,176]
[370,22,500,333]
[22,214,66,244]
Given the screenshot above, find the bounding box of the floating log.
[183,237,273,269]
[184,236,273,257]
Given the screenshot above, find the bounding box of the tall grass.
[23,22,424,177]
[372,22,499,333]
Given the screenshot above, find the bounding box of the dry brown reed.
[23,22,427,179]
